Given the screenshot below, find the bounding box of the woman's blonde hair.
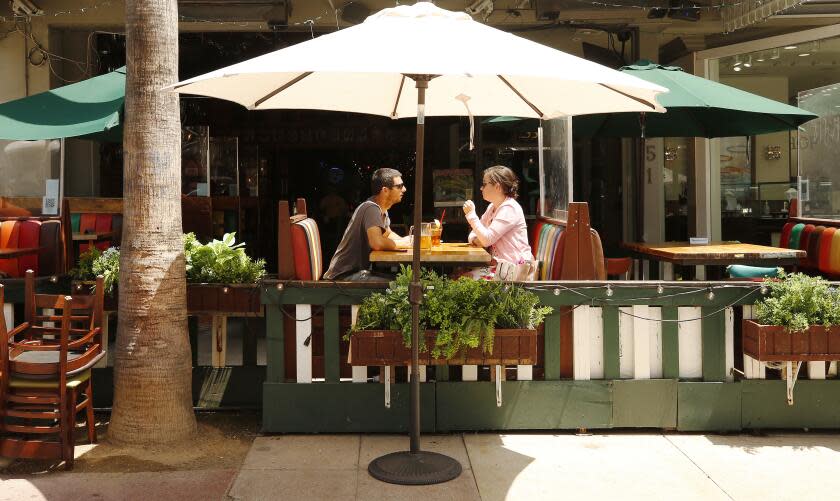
[483,165,519,199]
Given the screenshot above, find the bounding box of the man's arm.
[367,226,397,251]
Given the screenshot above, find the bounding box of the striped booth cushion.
[291,218,323,281]
[529,221,566,281]
[0,219,62,277]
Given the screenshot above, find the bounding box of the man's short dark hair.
[371,168,402,194]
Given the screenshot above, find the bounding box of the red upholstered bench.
[0,219,63,278]
[278,199,323,281]
[735,197,840,279]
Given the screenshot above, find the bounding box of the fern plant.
[349,266,553,359]
[754,272,840,332]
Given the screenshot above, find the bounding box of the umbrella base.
[368,451,462,485]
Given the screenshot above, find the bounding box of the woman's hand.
[462,200,475,216]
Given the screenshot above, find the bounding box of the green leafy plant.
[72,233,266,292]
[184,232,266,284]
[350,266,552,359]
[754,272,840,332]
[71,247,120,294]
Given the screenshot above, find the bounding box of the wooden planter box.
[72,280,118,311]
[348,329,537,366]
[187,283,262,314]
[742,319,840,362]
[72,281,262,314]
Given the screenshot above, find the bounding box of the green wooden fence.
[261,280,840,433]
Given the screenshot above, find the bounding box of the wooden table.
[370,242,491,266]
[620,241,805,279]
[72,231,114,241]
[0,247,41,259]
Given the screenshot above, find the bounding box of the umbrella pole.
[409,77,426,455]
[368,75,461,485]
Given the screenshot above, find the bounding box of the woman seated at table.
[460,165,535,280]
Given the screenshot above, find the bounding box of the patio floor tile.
[240,435,360,471]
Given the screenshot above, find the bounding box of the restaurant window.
[663,137,690,241]
[542,117,571,221]
[797,82,840,220]
[182,126,210,197]
[0,139,62,216]
[709,32,840,242]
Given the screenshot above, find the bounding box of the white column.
[350,305,367,382]
[619,306,634,379]
[589,307,604,379]
[296,304,312,383]
[742,305,766,379]
[632,305,651,380]
[648,307,664,379]
[678,306,703,378]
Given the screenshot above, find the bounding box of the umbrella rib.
[253,72,314,108]
[391,75,406,118]
[498,76,544,118]
[598,83,657,111]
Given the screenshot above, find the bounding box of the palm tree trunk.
[110,0,196,444]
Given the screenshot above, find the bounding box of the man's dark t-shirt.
[323,198,390,279]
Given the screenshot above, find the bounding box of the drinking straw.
[440,208,446,224]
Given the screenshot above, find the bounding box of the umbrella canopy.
[0,67,124,142]
[573,60,817,138]
[172,6,666,118]
[171,2,667,485]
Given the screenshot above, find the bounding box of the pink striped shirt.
[467,198,534,265]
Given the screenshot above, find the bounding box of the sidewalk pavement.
[5,432,840,500]
[228,432,840,501]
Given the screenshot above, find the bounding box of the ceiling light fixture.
[784,45,798,50]
[771,48,780,59]
[743,55,752,67]
[733,66,742,72]
[799,52,811,57]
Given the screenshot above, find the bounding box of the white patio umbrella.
[171,1,667,486]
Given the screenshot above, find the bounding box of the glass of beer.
[419,223,432,250]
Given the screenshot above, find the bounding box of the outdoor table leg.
[662,262,674,280]
[211,314,228,368]
[3,303,12,331]
[95,311,111,368]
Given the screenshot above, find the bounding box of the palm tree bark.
[110,0,196,443]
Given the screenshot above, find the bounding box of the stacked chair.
[0,271,104,469]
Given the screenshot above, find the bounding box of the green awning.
[0,67,124,142]
[573,60,817,138]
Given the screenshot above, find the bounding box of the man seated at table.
[323,168,409,281]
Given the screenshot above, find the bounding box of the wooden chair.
[0,271,104,468]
